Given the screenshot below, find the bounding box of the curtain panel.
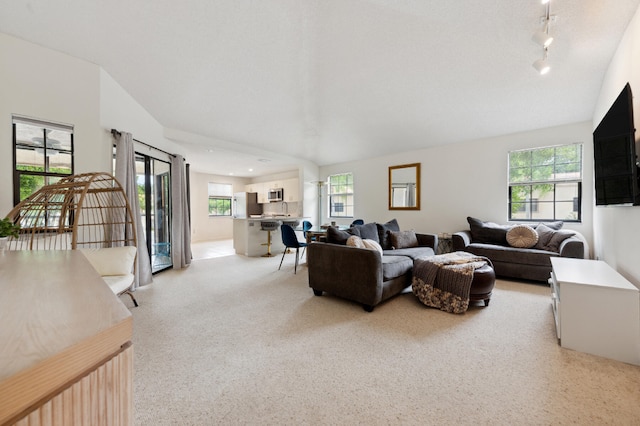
[114,132,153,287]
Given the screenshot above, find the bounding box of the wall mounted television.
[593,82,640,206]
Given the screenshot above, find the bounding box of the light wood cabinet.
[0,251,133,425]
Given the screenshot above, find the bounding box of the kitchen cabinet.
[246,178,300,203]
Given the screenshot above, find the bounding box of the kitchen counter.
[233,217,308,257]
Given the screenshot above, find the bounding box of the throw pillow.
[534,224,555,250]
[362,238,384,256]
[326,226,359,245]
[546,230,576,252]
[376,218,400,250]
[355,222,380,242]
[389,230,419,249]
[346,235,366,249]
[506,224,538,248]
[467,216,510,245]
[534,224,575,252]
[535,221,564,230]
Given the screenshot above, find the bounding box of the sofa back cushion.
[467,216,510,245]
[353,222,380,242]
[376,219,400,250]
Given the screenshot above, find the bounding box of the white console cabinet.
[550,257,640,365]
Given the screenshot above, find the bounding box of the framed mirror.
[389,163,421,210]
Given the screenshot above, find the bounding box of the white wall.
[320,121,594,251]
[0,33,102,216]
[592,4,640,285]
[190,172,249,242]
[99,69,186,159]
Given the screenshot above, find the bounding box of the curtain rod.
[111,128,177,158]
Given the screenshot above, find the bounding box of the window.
[208,183,232,216]
[13,116,74,204]
[508,143,582,222]
[328,173,354,218]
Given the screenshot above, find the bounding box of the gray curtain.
[115,132,153,287]
[170,154,192,269]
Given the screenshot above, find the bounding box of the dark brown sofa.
[307,220,437,312]
[452,217,586,282]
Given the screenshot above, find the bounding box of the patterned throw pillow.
[346,235,366,248]
[506,225,538,248]
[389,230,419,249]
[362,239,383,255]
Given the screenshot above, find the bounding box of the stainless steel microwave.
[268,188,283,202]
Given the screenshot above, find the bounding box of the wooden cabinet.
[550,257,640,365]
[0,251,133,425]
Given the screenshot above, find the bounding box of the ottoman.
[469,264,495,306]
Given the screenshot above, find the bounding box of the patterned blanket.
[412,251,488,314]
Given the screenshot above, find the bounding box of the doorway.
[135,154,172,273]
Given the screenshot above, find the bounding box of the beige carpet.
[129,253,640,425]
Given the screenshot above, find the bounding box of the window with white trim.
[508,143,582,222]
[13,116,74,204]
[328,173,354,218]
[208,182,232,216]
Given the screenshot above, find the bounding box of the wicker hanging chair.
[4,172,137,250]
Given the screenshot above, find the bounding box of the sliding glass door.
[135,155,172,273]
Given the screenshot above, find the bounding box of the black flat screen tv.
[593,82,640,206]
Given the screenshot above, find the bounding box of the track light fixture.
[533,48,550,75]
[532,0,554,74]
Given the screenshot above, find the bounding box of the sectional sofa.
[307,219,437,311]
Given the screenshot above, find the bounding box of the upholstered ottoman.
[469,264,495,306]
[412,252,495,313]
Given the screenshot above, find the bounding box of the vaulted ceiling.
[1,0,639,176]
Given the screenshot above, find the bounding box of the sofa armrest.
[308,243,384,305]
[452,231,472,251]
[416,233,438,252]
[559,236,585,259]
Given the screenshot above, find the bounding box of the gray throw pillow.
[534,224,575,252]
[355,222,380,242]
[376,219,400,250]
[467,216,510,245]
[389,230,419,249]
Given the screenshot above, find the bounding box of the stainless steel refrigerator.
[233,192,263,218]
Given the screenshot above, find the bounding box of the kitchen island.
[233,217,306,257]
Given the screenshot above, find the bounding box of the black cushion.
[467,216,510,245]
[376,218,400,250]
[326,226,359,245]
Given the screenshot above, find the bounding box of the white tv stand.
[550,257,640,365]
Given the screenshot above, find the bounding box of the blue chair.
[351,219,364,226]
[279,224,307,274]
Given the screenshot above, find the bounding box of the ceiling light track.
[532,0,555,75]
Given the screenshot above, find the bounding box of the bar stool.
[260,221,280,257]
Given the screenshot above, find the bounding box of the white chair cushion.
[103,274,135,294]
[80,246,137,276]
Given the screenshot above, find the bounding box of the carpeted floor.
[129,253,640,425]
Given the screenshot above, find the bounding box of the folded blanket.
[412,252,488,314]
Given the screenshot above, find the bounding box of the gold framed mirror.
[389,163,421,210]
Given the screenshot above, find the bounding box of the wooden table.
[0,250,133,425]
